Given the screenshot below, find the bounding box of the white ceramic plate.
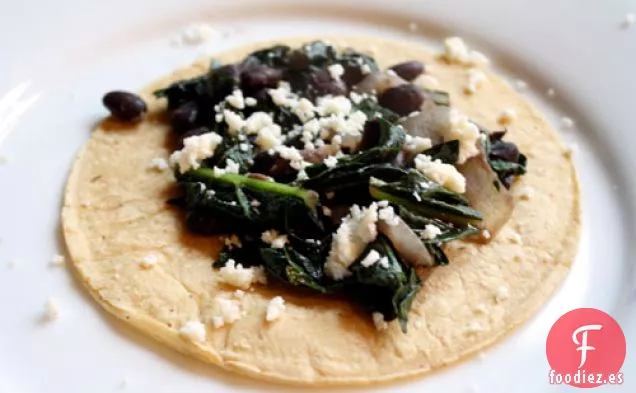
[0,1,634,392]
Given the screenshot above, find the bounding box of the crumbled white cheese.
[169,132,223,173]
[361,64,372,75]
[378,206,399,226]
[561,116,575,129]
[360,249,381,267]
[324,155,338,168]
[261,229,288,249]
[179,320,207,342]
[211,296,242,328]
[447,108,481,163]
[515,186,534,200]
[442,37,490,66]
[148,157,169,172]
[223,109,245,134]
[294,98,316,122]
[494,285,509,302]
[50,254,65,267]
[622,13,635,28]
[244,97,257,107]
[322,206,332,217]
[245,112,273,134]
[266,296,286,322]
[225,89,245,109]
[465,321,484,334]
[268,82,295,107]
[256,125,283,150]
[218,259,265,289]
[327,64,345,81]
[514,79,528,91]
[179,23,217,45]
[250,199,261,207]
[275,145,307,170]
[482,230,491,240]
[413,74,440,89]
[372,312,388,331]
[225,159,240,174]
[43,298,60,322]
[316,96,352,116]
[509,232,523,245]
[497,108,517,125]
[404,135,433,154]
[215,113,223,123]
[546,88,556,97]
[239,143,249,152]
[139,254,158,269]
[464,68,488,94]
[414,154,466,193]
[296,169,309,181]
[420,224,442,240]
[324,203,380,279]
[378,256,389,268]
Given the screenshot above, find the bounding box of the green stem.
[184,168,319,209]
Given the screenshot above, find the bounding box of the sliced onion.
[354,71,408,95]
[378,218,435,267]
[399,103,450,144]
[457,148,513,242]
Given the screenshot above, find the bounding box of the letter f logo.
[572,324,602,368]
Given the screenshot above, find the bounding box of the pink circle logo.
[546,308,626,388]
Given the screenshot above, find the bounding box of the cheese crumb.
[404,135,433,154]
[225,89,245,109]
[509,232,523,245]
[43,298,60,322]
[218,259,264,289]
[442,37,490,66]
[148,157,169,171]
[360,249,381,267]
[324,155,338,168]
[372,312,388,331]
[266,296,286,322]
[561,116,575,129]
[447,108,481,163]
[378,206,399,226]
[465,321,484,334]
[169,132,223,173]
[179,320,206,342]
[139,254,158,269]
[179,23,217,45]
[325,203,379,279]
[497,108,517,125]
[516,186,534,200]
[420,224,442,240]
[494,286,509,302]
[414,154,466,193]
[327,64,345,81]
[464,68,488,94]
[211,296,242,328]
[361,64,372,75]
[50,254,65,267]
[245,97,257,107]
[223,109,246,134]
[322,206,332,217]
[482,230,491,240]
[378,256,389,268]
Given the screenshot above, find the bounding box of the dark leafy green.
[421,140,460,165]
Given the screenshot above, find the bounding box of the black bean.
[171,102,199,134]
[490,140,520,162]
[359,120,382,150]
[388,61,425,82]
[308,70,347,97]
[240,65,283,93]
[378,84,424,116]
[102,91,147,122]
[341,65,365,87]
[209,64,240,100]
[287,50,310,70]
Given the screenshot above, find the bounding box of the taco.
[62,36,580,385]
